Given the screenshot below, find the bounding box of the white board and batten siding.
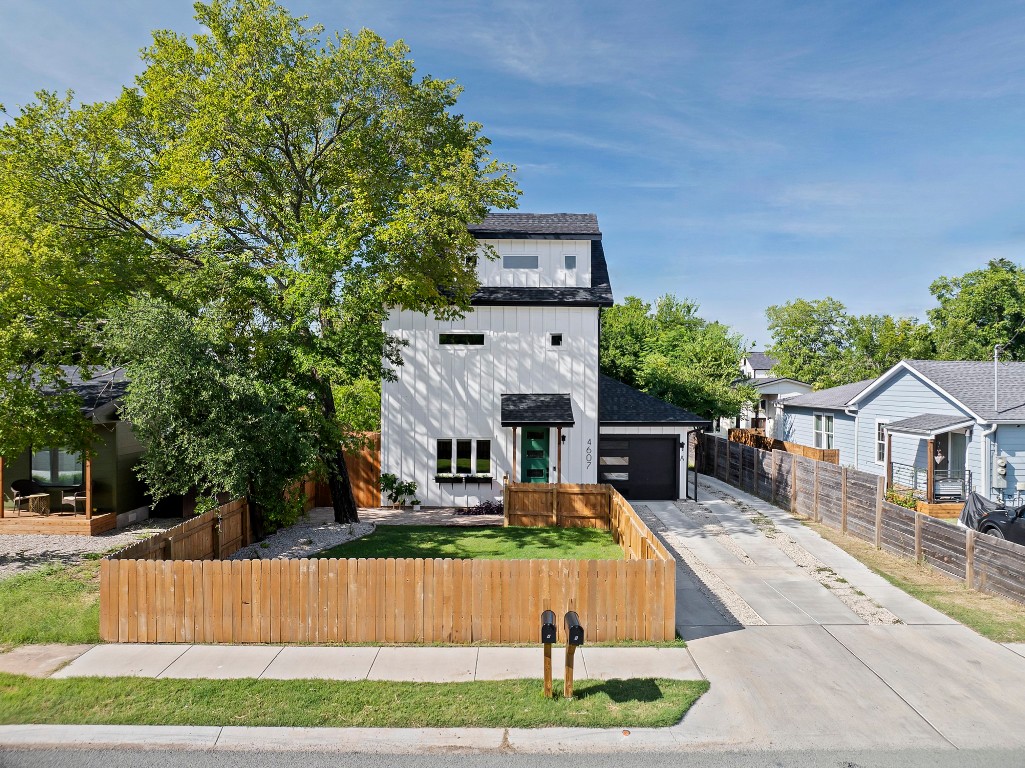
[382,304,600,506]
[599,425,693,499]
[476,238,592,288]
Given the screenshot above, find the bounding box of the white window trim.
[874,419,890,465]
[813,411,834,450]
[502,254,539,269]
[548,331,566,350]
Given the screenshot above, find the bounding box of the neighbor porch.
[884,413,974,518]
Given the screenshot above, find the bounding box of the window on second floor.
[503,254,538,269]
[813,413,834,450]
[439,332,485,346]
[876,421,888,463]
[564,254,576,269]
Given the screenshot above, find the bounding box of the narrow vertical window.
[475,440,491,474]
[436,439,453,474]
[456,439,473,474]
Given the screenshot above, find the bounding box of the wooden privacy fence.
[699,434,1025,607]
[101,482,675,643]
[108,499,250,561]
[727,428,840,464]
[99,555,674,644]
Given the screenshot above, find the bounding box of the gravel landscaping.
[0,519,180,581]
[231,508,375,560]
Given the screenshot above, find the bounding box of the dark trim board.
[471,232,602,241]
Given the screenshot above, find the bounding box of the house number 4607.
[585,439,593,469]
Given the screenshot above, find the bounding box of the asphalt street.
[3,748,1025,768]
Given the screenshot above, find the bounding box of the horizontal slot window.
[600,456,628,466]
[603,472,628,481]
[527,469,546,479]
[503,254,539,269]
[600,440,629,451]
[439,333,485,346]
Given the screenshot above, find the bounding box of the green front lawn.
[0,674,708,728]
[0,563,101,648]
[316,524,624,560]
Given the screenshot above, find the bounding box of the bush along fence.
[699,434,1025,607]
[100,483,675,644]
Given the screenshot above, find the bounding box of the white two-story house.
[381,213,709,506]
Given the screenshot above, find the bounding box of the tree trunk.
[319,379,360,524]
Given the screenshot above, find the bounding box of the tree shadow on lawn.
[574,678,666,703]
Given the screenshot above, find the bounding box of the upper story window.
[439,332,485,346]
[564,255,576,270]
[503,254,539,269]
[31,448,83,486]
[549,332,564,348]
[813,413,834,450]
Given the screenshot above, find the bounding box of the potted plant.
[379,473,419,508]
[434,472,463,484]
[411,498,422,512]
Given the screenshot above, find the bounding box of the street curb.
[0,724,686,753]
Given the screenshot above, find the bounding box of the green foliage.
[884,488,919,510]
[0,0,517,519]
[928,258,1025,361]
[378,473,418,506]
[600,295,751,419]
[106,299,316,525]
[766,298,935,389]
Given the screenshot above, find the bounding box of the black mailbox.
[541,610,557,644]
[564,611,584,646]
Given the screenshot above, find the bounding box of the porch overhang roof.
[884,413,975,439]
[501,393,575,428]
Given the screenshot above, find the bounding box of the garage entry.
[598,436,679,500]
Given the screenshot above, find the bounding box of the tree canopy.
[600,295,753,420]
[0,0,518,524]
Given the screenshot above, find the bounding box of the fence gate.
[686,431,699,501]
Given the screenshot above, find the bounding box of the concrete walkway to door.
[647,475,1025,751]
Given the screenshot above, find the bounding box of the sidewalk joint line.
[153,644,193,679]
[366,646,381,680]
[256,645,284,680]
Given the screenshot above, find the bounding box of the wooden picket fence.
[107,498,250,562]
[700,434,1025,606]
[100,482,675,643]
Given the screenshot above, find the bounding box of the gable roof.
[501,393,575,427]
[470,219,613,308]
[847,360,1025,422]
[23,366,128,418]
[745,351,777,371]
[599,375,710,425]
[468,213,600,238]
[782,378,875,410]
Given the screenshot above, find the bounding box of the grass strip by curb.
[809,521,1025,643]
[0,674,708,729]
[316,524,624,560]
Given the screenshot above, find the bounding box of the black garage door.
[598,436,678,500]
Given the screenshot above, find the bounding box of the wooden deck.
[0,510,117,536]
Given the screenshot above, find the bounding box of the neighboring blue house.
[780,360,1025,506]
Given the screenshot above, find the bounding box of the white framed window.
[813,413,834,450]
[439,332,485,346]
[548,332,564,348]
[435,438,492,476]
[875,420,889,464]
[502,254,538,269]
[564,254,577,270]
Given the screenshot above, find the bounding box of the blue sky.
[3,1,1025,346]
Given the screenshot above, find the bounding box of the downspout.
[980,422,998,498]
[845,406,858,470]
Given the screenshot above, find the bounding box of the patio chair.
[10,478,47,515]
[62,485,88,515]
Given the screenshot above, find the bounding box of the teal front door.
[521,428,550,483]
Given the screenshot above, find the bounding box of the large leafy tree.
[599,295,752,420]
[765,298,934,389]
[0,0,518,524]
[928,259,1025,361]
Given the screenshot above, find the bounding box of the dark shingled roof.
[26,366,128,417]
[470,230,614,308]
[745,351,778,371]
[599,375,710,425]
[885,413,975,435]
[501,393,575,427]
[782,378,876,410]
[468,213,600,237]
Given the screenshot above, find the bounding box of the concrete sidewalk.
[7,643,701,683]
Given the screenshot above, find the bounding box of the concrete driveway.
[647,476,1025,750]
